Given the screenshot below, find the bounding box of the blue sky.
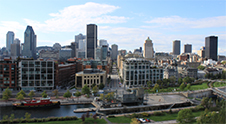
[0,0,225,55]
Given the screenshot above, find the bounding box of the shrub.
[108,115,115,118]
[93,114,97,120]
[141,112,149,117]
[153,111,163,116]
[169,109,173,114]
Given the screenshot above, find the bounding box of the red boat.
[13,97,60,109]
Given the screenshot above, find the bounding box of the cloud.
[145,16,226,29]
[24,2,128,32]
[0,21,25,47]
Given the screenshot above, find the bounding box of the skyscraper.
[173,40,181,55]
[143,37,154,58]
[86,24,97,59]
[198,46,205,58]
[11,38,20,58]
[22,26,37,59]
[71,42,77,58]
[75,33,86,49]
[6,31,15,53]
[205,36,218,61]
[111,44,118,61]
[184,44,192,53]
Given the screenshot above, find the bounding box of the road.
[106,64,123,91]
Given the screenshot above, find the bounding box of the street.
[106,64,123,91]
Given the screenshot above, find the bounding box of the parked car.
[139,118,146,123]
[145,118,151,122]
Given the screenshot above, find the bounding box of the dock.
[73,107,96,113]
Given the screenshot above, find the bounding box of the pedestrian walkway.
[103,116,112,124]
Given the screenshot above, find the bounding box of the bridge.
[211,87,226,100]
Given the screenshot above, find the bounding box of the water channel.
[0,104,95,120]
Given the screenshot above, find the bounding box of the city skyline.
[0,0,225,55]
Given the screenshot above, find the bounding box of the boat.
[13,97,60,109]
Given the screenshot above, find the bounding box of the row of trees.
[177,97,225,124]
[2,84,104,101]
[205,71,226,79]
[146,76,195,89]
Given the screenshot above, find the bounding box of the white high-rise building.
[143,37,154,58]
[79,39,86,52]
[6,31,15,52]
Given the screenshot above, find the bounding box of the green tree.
[28,90,35,100]
[9,114,15,122]
[75,91,81,101]
[185,84,191,90]
[91,83,96,88]
[147,81,152,88]
[201,97,209,108]
[182,77,191,83]
[176,109,195,123]
[178,78,183,84]
[82,84,91,95]
[179,83,186,91]
[24,112,31,121]
[105,92,114,102]
[63,90,72,99]
[169,76,176,83]
[197,109,218,124]
[17,89,26,97]
[156,80,162,85]
[52,89,59,98]
[41,90,48,98]
[2,87,12,101]
[153,84,160,93]
[92,85,98,96]
[16,94,24,102]
[197,65,205,70]
[99,83,105,89]
[100,94,104,100]
[130,118,140,124]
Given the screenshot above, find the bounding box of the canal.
[0,104,95,120]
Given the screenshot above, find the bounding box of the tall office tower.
[101,45,108,60]
[198,46,205,58]
[75,33,86,49]
[6,31,15,52]
[10,38,21,58]
[86,24,97,59]
[98,39,108,47]
[184,44,192,53]
[143,37,154,58]
[79,39,86,51]
[111,44,118,61]
[205,36,218,61]
[95,46,102,60]
[71,42,77,58]
[173,40,181,55]
[22,25,37,59]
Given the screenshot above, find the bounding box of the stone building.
[75,68,106,88]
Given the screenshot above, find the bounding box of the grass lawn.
[213,82,226,87]
[190,83,208,90]
[148,111,203,121]
[107,116,132,123]
[148,82,209,93]
[108,111,204,123]
[27,118,107,124]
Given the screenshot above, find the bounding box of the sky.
[0,0,225,55]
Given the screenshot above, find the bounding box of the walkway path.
[102,115,112,124]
